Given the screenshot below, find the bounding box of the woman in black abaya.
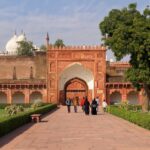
[84,97,90,115]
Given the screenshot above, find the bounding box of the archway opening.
[0,92,7,103]
[12,92,25,104]
[110,91,121,105]
[127,91,139,105]
[64,78,88,104]
[59,63,94,104]
[30,91,43,103]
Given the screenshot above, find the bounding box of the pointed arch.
[12,91,25,103]
[0,92,7,103]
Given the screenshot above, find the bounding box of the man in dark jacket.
[65,98,71,113]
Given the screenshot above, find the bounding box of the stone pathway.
[0,106,150,150]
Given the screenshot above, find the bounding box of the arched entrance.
[65,78,88,104]
[59,63,94,104]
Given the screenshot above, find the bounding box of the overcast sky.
[0,0,149,61]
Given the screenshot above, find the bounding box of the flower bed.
[0,104,57,137]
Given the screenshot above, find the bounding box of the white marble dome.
[5,33,26,55]
[6,34,18,54]
[17,33,26,42]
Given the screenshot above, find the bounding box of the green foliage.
[17,41,34,56]
[40,45,46,51]
[119,101,129,110]
[99,3,150,111]
[0,104,57,137]
[54,39,65,47]
[99,3,150,83]
[100,3,150,63]
[31,99,44,109]
[5,105,24,116]
[108,106,150,130]
[0,104,10,109]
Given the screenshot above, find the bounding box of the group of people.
[65,96,107,115]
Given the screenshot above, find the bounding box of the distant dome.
[17,33,26,42]
[6,34,18,54]
[5,32,26,55]
[110,58,114,62]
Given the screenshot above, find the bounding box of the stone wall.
[0,52,46,80]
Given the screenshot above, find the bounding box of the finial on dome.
[21,29,23,34]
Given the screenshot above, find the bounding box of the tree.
[17,41,34,56]
[99,3,150,111]
[40,45,47,51]
[54,39,65,47]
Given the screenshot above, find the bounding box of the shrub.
[31,99,44,109]
[5,105,17,116]
[108,106,150,130]
[5,105,24,116]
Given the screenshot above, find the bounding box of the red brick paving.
[0,106,150,150]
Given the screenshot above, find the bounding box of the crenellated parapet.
[109,62,130,68]
[47,45,106,51]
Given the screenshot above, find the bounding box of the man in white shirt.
[102,99,107,112]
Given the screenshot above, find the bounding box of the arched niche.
[110,91,121,105]
[12,91,25,104]
[0,92,7,103]
[30,91,43,103]
[127,91,139,105]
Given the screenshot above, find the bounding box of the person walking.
[102,99,107,113]
[65,97,71,113]
[95,96,100,112]
[80,97,85,112]
[84,97,90,115]
[91,98,98,115]
[73,96,78,113]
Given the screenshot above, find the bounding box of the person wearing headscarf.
[91,98,98,115]
[84,96,90,115]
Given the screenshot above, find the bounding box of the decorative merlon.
[47,45,106,51]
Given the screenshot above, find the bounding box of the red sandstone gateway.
[0,35,143,105]
[47,45,106,104]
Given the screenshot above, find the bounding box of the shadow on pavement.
[0,107,59,148]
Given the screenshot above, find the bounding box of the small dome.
[5,34,18,54]
[110,58,114,62]
[17,33,26,42]
[5,32,27,55]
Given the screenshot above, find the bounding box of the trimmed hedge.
[0,104,57,137]
[108,106,150,130]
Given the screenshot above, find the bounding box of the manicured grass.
[107,105,150,130]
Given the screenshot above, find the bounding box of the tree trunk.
[142,84,150,112]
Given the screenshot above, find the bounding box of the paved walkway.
[0,106,150,150]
